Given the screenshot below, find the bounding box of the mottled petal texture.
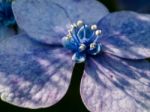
[51,0,109,24]
[80,53,150,112]
[98,11,150,59]
[12,0,71,45]
[0,34,74,108]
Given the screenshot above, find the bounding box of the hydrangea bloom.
[0,0,16,39]
[0,0,150,112]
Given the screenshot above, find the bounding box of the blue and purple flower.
[0,0,150,112]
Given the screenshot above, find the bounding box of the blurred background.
[0,0,149,112]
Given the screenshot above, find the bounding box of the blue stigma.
[62,20,102,63]
[0,0,16,27]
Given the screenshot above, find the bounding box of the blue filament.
[62,22,102,63]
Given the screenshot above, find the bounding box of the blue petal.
[98,11,150,59]
[51,0,109,24]
[12,0,71,45]
[81,53,150,112]
[12,0,109,45]
[0,33,74,108]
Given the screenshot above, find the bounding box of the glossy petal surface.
[51,0,109,24]
[12,0,71,45]
[98,11,150,59]
[0,34,74,108]
[80,53,150,112]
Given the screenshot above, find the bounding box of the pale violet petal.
[12,0,71,45]
[98,11,150,59]
[51,0,109,24]
[80,53,150,112]
[0,33,74,108]
[12,0,109,45]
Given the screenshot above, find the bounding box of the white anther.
[77,20,84,27]
[91,25,97,30]
[68,29,73,34]
[90,43,96,49]
[71,24,77,29]
[66,34,72,40]
[79,44,86,51]
[95,30,102,36]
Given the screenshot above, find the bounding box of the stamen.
[66,34,72,40]
[90,43,96,49]
[69,24,80,43]
[91,25,97,30]
[68,29,73,34]
[95,30,102,36]
[71,24,77,29]
[79,44,86,51]
[77,20,84,27]
[62,20,103,63]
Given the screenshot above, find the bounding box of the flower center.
[62,20,102,63]
[0,0,16,26]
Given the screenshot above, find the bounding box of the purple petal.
[12,0,71,45]
[12,0,109,45]
[98,11,150,59]
[80,53,150,112]
[0,34,74,108]
[51,0,109,24]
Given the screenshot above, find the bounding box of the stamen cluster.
[62,20,102,63]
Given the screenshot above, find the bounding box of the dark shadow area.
[115,0,150,13]
[138,4,150,13]
[10,23,19,34]
[98,0,118,12]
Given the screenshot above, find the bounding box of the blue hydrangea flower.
[0,0,150,112]
[0,0,16,39]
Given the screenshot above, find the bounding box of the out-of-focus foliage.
[116,0,150,13]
